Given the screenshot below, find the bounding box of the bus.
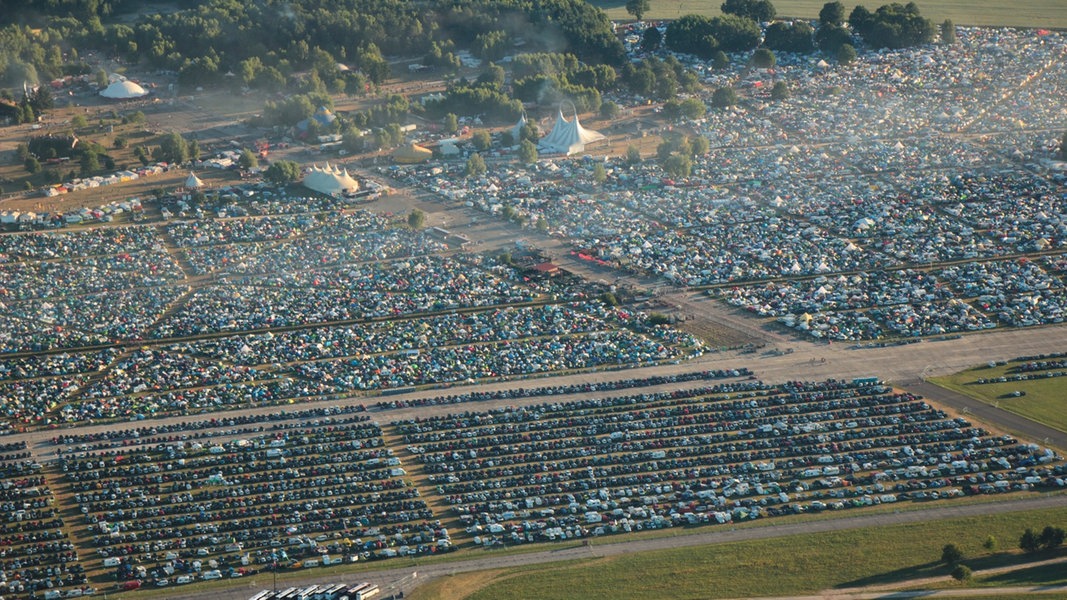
[342,583,380,600]
[316,584,348,600]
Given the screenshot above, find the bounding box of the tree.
[751,48,776,69]
[238,149,258,170]
[642,26,663,52]
[765,21,815,53]
[443,113,459,134]
[465,153,487,178]
[1020,528,1041,553]
[626,0,651,21]
[71,114,88,129]
[817,24,853,54]
[771,81,791,100]
[79,151,100,176]
[837,43,857,65]
[689,136,710,157]
[471,130,492,151]
[626,144,642,164]
[941,19,957,44]
[711,86,738,107]
[518,139,538,164]
[407,208,426,230]
[680,98,707,120]
[592,162,607,184]
[156,132,190,164]
[133,146,150,166]
[663,153,692,178]
[950,565,972,582]
[1039,526,1065,550]
[941,544,964,567]
[264,160,301,186]
[24,156,40,174]
[601,101,621,120]
[16,144,29,162]
[721,0,776,22]
[983,536,997,552]
[820,1,846,26]
[712,50,730,70]
[95,68,109,88]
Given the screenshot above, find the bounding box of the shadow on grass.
[839,551,1067,590]
[983,559,1067,587]
[835,561,943,589]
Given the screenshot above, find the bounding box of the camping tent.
[537,101,605,156]
[184,172,204,189]
[100,76,148,99]
[392,143,432,164]
[302,163,360,196]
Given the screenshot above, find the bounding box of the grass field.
[930,362,1067,434]
[589,0,1067,29]
[410,505,1067,600]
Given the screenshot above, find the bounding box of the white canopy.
[185,172,203,189]
[303,163,360,196]
[538,102,605,156]
[100,77,148,99]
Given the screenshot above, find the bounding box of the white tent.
[537,102,605,156]
[302,163,360,196]
[185,172,204,189]
[100,76,148,99]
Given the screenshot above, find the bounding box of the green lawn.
[411,505,1067,600]
[589,0,1067,29]
[930,363,1067,434]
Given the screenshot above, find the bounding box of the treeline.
[661,0,942,60]
[0,0,623,92]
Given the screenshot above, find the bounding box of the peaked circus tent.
[99,76,148,99]
[302,163,360,195]
[537,101,605,156]
[184,172,204,189]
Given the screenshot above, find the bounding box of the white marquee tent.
[537,102,605,156]
[99,76,148,99]
[302,163,360,196]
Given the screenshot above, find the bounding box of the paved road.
[165,494,1067,600]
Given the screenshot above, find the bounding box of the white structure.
[537,101,605,156]
[99,76,149,99]
[302,163,360,196]
[184,172,203,189]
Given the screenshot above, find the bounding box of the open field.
[411,505,1067,600]
[930,361,1067,435]
[590,0,1067,28]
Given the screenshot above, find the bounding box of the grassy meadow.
[589,0,1067,29]
[931,361,1067,434]
[410,505,1067,600]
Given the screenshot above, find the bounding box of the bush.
[950,565,972,582]
[711,87,738,107]
[941,544,964,567]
